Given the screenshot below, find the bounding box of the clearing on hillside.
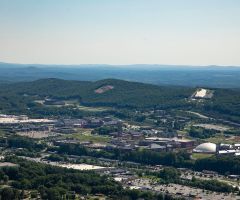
[94,85,114,94]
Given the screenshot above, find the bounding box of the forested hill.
[0,78,193,108]
[0,78,240,122]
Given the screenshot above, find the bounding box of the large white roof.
[193,142,216,153]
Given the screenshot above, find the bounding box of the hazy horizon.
[1,0,240,66]
[1,61,240,68]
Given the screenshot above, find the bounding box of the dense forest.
[0,78,193,108]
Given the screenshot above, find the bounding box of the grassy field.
[62,128,110,143]
[70,133,110,143]
[34,99,110,112]
[0,129,6,137]
[191,153,214,160]
[75,128,93,135]
[77,105,111,112]
[177,130,188,135]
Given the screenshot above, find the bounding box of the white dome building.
[193,142,216,154]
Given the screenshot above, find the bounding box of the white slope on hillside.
[195,89,207,98]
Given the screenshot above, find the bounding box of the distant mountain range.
[1,62,240,88]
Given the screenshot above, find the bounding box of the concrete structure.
[193,142,216,153]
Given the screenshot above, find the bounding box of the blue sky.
[0,0,240,65]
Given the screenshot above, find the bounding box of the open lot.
[128,178,239,200]
[206,135,239,144]
[193,123,230,131]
